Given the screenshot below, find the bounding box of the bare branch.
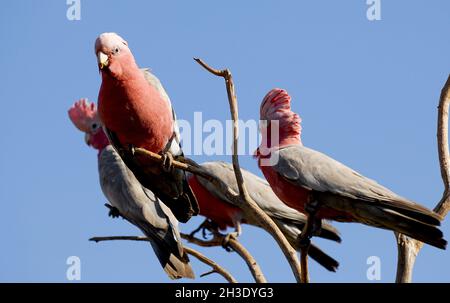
[181,232,267,283]
[395,74,450,283]
[435,75,450,217]
[300,248,310,283]
[195,58,304,283]
[194,58,224,77]
[395,233,422,282]
[89,235,237,283]
[183,246,237,283]
[181,232,223,247]
[90,235,148,242]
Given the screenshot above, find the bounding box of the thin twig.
[227,235,266,283]
[89,235,237,283]
[395,74,450,283]
[184,246,237,283]
[181,232,267,283]
[194,58,304,283]
[90,236,148,242]
[181,232,223,247]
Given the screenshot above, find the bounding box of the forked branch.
[181,231,266,283]
[89,235,237,283]
[395,74,450,282]
[193,58,303,283]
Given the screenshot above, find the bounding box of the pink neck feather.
[90,128,110,154]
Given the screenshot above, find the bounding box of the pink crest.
[259,88,302,140]
[68,98,98,133]
[260,88,292,120]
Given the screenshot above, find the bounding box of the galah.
[255,88,447,249]
[188,161,342,272]
[95,32,198,223]
[68,99,194,280]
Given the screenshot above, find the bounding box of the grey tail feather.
[273,218,340,272]
[317,223,342,243]
[375,199,442,226]
[278,218,342,243]
[307,244,339,272]
[148,237,195,279]
[357,204,447,250]
[163,253,195,280]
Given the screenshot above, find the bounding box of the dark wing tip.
[307,244,339,272]
[319,221,342,243]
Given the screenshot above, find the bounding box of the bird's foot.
[305,198,320,214]
[222,232,238,252]
[161,152,174,173]
[105,204,122,219]
[233,221,242,238]
[298,235,312,250]
[297,198,321,249]
[305,197,322,236]
[189,219,218,239]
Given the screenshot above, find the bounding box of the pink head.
[68,98,109,152]
[95,32,137,80]
[258,89,302,152]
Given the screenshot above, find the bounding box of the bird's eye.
[114,47,120,54]
[91,123,98,130]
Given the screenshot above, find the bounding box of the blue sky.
[1,0,449,282]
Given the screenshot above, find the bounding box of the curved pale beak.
[97,51,109,70]
[84,133,91,146]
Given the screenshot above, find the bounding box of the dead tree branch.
[181,231,266,283]
[395,74,450,283]
[89,235,237,283]
[183,246,237,283]
[194,58,303,283]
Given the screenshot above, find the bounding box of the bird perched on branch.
[188,161,342,272]
[95,32,199,223]
[68,98,194,280]
[255,88,447,251]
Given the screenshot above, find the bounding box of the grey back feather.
[272,145,440,221]
[195,161,310,224]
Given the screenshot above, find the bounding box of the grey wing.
[273,145,441,224]
[141,68,182,156]
[198,161,308,221]
[98,146,181,238]
[98,146,194,278]
[197,161,340,241]
[142,186,185,256]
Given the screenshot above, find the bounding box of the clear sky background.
[1,0,449,283]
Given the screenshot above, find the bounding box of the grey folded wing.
[196,161,340,241]
[272,145,441,225]
[97,146,193,278]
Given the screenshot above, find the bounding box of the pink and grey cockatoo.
[255,88,447,249]
[95,32,198,223]
[68,99,194,280]
[188,161,342,272]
